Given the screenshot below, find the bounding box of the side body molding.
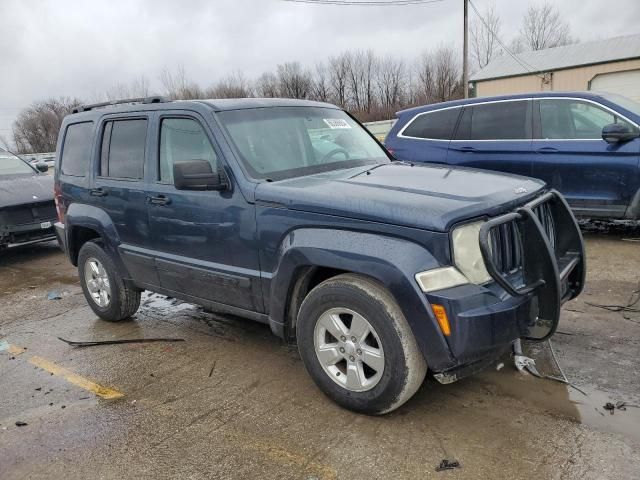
[266,228,455,369]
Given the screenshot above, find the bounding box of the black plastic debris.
[604,401,638,414]
[58,337,185,347]
[15,421,27,427]
[436,459,460,472]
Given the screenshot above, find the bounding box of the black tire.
[78,240,141,322]
[297,274,427,415]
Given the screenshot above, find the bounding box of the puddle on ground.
[476,348,640,442]
[568,384,640,440]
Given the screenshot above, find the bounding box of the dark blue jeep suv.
[54,97,585,414]
[385,92,640,220]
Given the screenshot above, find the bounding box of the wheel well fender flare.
[268,228,453,366]
[65,203,126,275]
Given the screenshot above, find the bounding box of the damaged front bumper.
[429,190,585,382]
[0,219,58,248]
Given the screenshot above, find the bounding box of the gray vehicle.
[0,150,57,249]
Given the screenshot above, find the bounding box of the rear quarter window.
[401,108,460,140]
[60,122,94,176]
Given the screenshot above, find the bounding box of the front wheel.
[297,274,427,415]
[78,240,141,322]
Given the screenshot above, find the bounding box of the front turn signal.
[431,304,451,336]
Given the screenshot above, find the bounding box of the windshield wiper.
[349,163,387,178]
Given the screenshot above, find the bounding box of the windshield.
[217,107,390,180]
[599,92,640,117]
[0,152,36,175]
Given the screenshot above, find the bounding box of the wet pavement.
[1,233,639,480]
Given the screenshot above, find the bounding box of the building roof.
[470,34,640,82]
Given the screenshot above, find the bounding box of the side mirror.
[173,160,228,191]
[36,162,49,173]
[602,123,638,144]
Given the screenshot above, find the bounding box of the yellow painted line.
[29,356,124,400]
[8,344,26,355]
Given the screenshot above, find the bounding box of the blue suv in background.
[385,92,640,220]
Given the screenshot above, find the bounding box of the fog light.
[431,304,451,336]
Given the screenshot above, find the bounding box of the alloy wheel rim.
[84,257,111,308]
[313,307,385,392]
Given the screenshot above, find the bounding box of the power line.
[281,0,445,6]
[468,0,544,78]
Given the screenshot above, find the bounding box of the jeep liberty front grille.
[488,200,556,277]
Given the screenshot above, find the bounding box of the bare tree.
[413,51,436,104]
[376,56,407,118]
[432,46,462,102]
[347,50,377,115]
[276,62,312,99]
[310,62,331,102]
[160,66,203,100]
[206,71,252,98]
[255,72,280,97]
[328,53,350,108]
[519,2,574,51]
[104,75,151,100]
[470,3,502,69]
[12,97,83,154]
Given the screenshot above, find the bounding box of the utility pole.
[463,0,469,98]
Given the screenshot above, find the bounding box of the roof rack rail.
[72,95,170,113]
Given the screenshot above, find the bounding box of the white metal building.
[471,34,640,101]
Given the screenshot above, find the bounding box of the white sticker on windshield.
[323,118,352,129]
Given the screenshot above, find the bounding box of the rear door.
[389,107,461,163]
[91,114,157,285]
[145,112,263,312]
[532,97,640,218]
[447,99,533,177]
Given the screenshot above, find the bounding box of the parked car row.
[385,92,640,220]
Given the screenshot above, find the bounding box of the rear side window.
[455,101,530,140]
[401,108,460,140]
[539,99,637,139]
[60,122,93,176]
[99,119,147,179]
[159,118,218,183]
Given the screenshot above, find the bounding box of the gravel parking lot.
[1,228,639,480]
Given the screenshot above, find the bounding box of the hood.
[0,173,54,208]
[255,163,545,232]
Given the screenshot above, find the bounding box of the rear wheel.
[78,240,141,322]
[297,274,427,415]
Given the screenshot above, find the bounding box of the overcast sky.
[1,0,639,140]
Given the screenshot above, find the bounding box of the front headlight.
[452,221,492,284]
[415,267,468,293]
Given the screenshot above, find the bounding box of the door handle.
[455,146,477,152]
[536,147,559,153]
[89,187,108,197]
[147,194,171,206]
